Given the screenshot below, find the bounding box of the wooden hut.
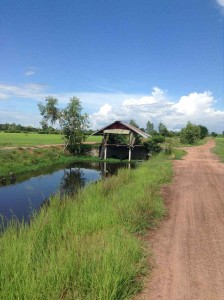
[92,120,149,161]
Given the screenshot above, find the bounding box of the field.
[0,132,101,147]
[214,137,224,161]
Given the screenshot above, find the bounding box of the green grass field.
[0,132,101,147]
[0,153,173,300]
[214,137,224,162]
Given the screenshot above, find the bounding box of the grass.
[214,137,224,162]
[181,137,208,147]
[170,148,187,160]
[0,153,174,300]
[85,135,102,143]
[0,147,84,177]
[0,146,124,177]
[0,132,101,147]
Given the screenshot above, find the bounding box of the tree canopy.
[129,119,139,128]
[146,121,154,135]
[158,122,169,137]
[38,96,88,152]
[180,122,201,144]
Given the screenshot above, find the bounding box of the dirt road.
[138,139,224,300]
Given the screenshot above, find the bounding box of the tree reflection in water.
[60,168,86,197]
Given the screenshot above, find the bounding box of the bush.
[143,135,165,154]
[180,122,200,144]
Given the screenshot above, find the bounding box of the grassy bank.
[0,147,102,177]
[0,153,173,300]
[214,137,224,162]
[0,132,101,147]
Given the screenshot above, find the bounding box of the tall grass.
[0,147,109,177]
[0,154,172,299]
[214,137,224,162]
[0,147,79,177]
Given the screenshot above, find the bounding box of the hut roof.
[92,120,149,139]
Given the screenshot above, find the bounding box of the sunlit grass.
[214,137,224,162]
[0,132,101,147]
[0,153,173,299]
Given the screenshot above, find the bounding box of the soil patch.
[138,139,224,300]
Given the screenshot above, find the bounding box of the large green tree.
[180,122,201,144]
[198,125,208,139]
[38,96,88,152]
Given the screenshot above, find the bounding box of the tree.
[198,125,208,139]
[38,96,88,152]
[38,97,60,125]
[211,132,217,138]
[158,122,169,137]
[180,122,200,144]
[40,120,49,132]
[129,119,139,128]
[60,97,89,152]
[146,121,154,135]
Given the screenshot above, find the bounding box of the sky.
[0,0,224,132]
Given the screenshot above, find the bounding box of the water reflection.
[0,161,135,227]
[0,163,101,226]
[59,168,86,196]
[99,162,132,177]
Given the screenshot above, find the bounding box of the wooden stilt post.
[104,145,107,160]
[128,132,132,162]
[104,133,107,160]
[128,147,131,162]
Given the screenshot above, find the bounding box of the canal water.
[0,162,133,226]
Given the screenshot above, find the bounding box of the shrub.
[143,135,165,155]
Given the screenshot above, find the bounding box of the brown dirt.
[138,139,224,300]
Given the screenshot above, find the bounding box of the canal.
[0,161,134,226]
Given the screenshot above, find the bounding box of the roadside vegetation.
[0,153,175,300]
[214,137,224,162]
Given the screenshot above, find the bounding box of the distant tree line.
[129,119,214,143]
[129,119,214,154]
[0,123,61,134]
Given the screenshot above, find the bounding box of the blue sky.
[0,0,224,132]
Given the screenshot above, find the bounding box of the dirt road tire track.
[138,139,224,300]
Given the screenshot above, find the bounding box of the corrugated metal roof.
[92,120,149,139]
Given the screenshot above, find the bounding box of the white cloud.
[0,109,40,127]
[24,67,36,77]
[173,91,213,115]
[216,0,224,8]
[89,89,224,133]
[25,70,35,76]
[0,82,223,132]
[89,104,116,130]
[0,83,48,100]
[123,87,166,108]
